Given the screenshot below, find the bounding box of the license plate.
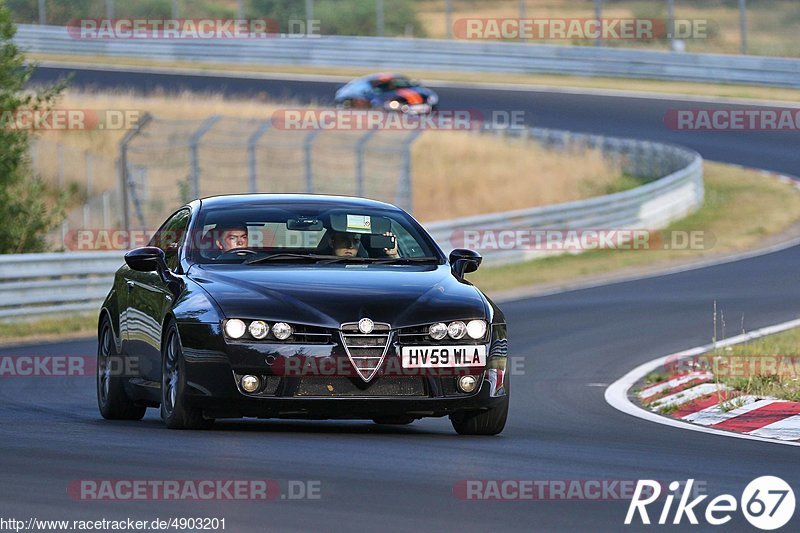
[400,345,487,368]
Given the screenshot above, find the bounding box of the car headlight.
[429,322,448,340]
[427,93,438,105]
[248,320,269,340]
[272,322,293,340]
[466,320,487,340]
[386,100,401,111]
[224,319,247,339]
[447,321,467,340]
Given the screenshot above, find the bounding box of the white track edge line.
[605,317,800,447]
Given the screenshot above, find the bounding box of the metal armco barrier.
[13,24,800,88]
[0,126,703,321]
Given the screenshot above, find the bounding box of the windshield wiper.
[369,257,440,264]
[244,253,332,265]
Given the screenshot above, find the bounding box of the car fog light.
[241,375,260,393]
[447,321,467,339]
[249,320,269,339]
[457,375,478,393]
[429,322,448,340]
[272,322,293,340]
[466,320,487,340]
[224,319,246,339]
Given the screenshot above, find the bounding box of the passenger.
[325,230,398,257]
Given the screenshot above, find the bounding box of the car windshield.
[371,76,416,92]
[188,203,441,265]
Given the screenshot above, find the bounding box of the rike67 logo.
[626,477,795,530]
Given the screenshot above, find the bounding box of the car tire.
[161,321,214,430]
[97,316,146,421]
[372,416,415,425]
[449,394,509,436]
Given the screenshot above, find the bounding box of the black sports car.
[334,73,439,114]
[97,194,508,434]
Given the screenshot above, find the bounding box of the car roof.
[362,73,408,82]
[196,193,402,212]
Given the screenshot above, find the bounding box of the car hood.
[189,263,489,328]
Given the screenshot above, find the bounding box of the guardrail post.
[356,128,379,197]
[118,112,152,234]
[247,120,272,192]
[398,130,423,212]
[189,115,221,200]
[304,130,322,193]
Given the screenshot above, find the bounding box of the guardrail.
[0,126,702,321]
[427,126,704,265]
[14,24,800,88]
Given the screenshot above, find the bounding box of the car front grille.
[340,322,391,382]
[294,377,426,397]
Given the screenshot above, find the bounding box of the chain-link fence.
[32,113,698,252]
[36,115,423,244]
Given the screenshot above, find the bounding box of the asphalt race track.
[1,66,798,531]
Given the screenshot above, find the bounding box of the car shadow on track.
[88,413,462,436]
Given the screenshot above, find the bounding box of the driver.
[214,222,248,252]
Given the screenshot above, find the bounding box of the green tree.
[0,2,66,253]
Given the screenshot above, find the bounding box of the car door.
[125,208,191,385]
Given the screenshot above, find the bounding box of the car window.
[189,205,440,265]
[371,76,415,92]
[149,208,191,271]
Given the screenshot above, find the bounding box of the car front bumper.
[176,322,509,420]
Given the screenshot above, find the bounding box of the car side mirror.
[449,249,482,278]
[125,246,184,297]
[125,246,166,272]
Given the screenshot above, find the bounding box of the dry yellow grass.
[412,130,619,221]
[35,90,623,223]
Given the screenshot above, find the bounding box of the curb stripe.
[638,371,713,399]
[605,317,800,447]
[712,401,800,433]
[681,396,762,426]
[749,414,800,441]
[649,383,728,410]
[671,391,737,419]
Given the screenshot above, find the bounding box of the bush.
[0,3,67,253]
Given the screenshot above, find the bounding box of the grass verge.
[711,327,800,401]
[0,312,97,345]
[471,162,800,293]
